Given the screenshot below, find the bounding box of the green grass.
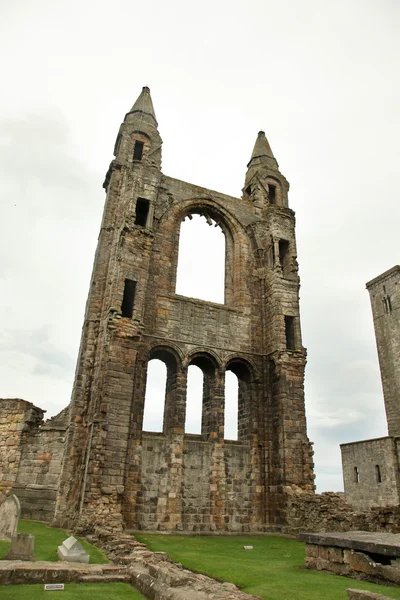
[135,533,400,600]
[0,520,108,564]
[0,583,145,599]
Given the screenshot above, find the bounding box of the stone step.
[101,565,128,574]
[79,574,129,583]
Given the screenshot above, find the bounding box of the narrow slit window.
[121,279,136,318]
[279,240,290,276]
[268,184,276,204]
[354,466,359,483]
[245,185,252,196]
[375,464,382,483]
[133,141,144,161]
[285,316,295,350]
[135,198,150,227]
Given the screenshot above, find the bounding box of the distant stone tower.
[366,266,400,436]
[55,87,314,531]
[341,266,400,509]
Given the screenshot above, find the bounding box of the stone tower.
[366,266,400,436]
[55,87,314,531]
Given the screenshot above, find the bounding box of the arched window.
[176,213,225,303]
[143,359,167,432]
[184,365,203,434]
[224,371,238,440]
[226,360,253,441]
[187,353,218,438]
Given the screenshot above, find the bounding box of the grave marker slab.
[0,493,20,541]
[5,533,35,560]
[57,536,89,564]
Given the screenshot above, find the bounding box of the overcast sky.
[1,0,399,492]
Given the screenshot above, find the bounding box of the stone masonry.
[0,398,67,521]
[341,266,400,510]
[53,87,315,531]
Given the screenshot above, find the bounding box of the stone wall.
[139,433,259,532]
[0,399,67,521]
[285,491,400,535]
[0,399,44,494]
[341,437,400,510]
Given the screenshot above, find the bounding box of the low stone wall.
[347,590,396,600]
[75,523,257,599]
[285,491,400,534]
[305,543,400,587]
[300,530,400,587]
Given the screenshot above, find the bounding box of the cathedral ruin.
[1,87,315,531]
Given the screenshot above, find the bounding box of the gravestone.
[0,493,21,541]
[57,536,89,563]
[5,533,35,560]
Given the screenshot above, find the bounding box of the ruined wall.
[139,433,258,532]
[0,399,67,521]
[285,491,400,535]
[341,437,400,510]
[55,88,315,531]
[0,399,44,494]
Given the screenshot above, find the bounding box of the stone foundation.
[300,531,400,587]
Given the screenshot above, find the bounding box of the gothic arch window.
[175,213,225,303]
[187,353,218,438]
[184,364,203,434]
[142,347,180,433]
[224,370,239,440]
[143,358,167,432]
[225,359,253,441]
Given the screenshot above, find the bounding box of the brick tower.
[55,87,314,530]
[366,266,400,436]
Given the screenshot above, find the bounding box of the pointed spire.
[247,131,277,168]
[244,130,283,196]
[125,86,158,125]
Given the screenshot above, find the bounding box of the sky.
[0,0,399,492]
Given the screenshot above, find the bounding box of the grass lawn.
[135,533,400,600]
[0,519,108,564]
[0,583,145,599]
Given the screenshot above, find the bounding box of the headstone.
[5,533,35,560]
[243,545,253,550]
[0,493,21,541]
[57,536,89,564]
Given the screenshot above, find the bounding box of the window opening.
[268,184,276,204]
[133,140,144,161]
[375,464,382,483]
[245,185,252,196]
[279,240,290,277]
[354,466,359,483]
[114,134,122,155]
[185,365,203,434]
[176,213,225,303]
[121,279,136,318]
[383,295,392,313]
[135,198,150,227]
[224,371,238,440]
[285,316,295,350]
[143,359,166,432]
